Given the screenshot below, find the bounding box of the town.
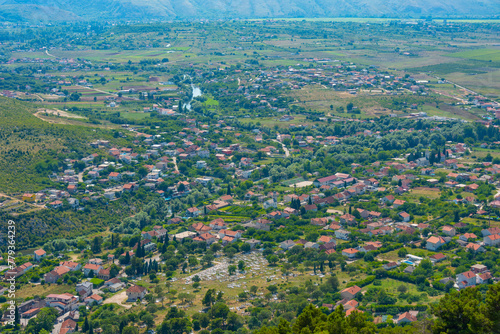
[0,18,500,334]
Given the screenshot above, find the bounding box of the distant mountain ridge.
[0,0,499,22]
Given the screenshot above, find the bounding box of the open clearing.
[35,108,86,119]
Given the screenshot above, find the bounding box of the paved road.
[52,311,70,334]
[272,139,290,157]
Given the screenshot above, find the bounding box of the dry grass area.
[17,283,74,299]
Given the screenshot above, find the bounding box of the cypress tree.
[83,317,89,332]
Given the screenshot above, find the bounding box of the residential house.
[186,207,201,218]
[395,312,418,325]
[335,229,351,241]
[83,264,103,277]
[84,294,103,305]
[442,226,456,236]
[429,253,446,263]
[34,249,46,261]
[76,282,93,298]
[383,262,398,270]
[399,212,411,222]
[44,266,70,284]
[340,286,361,300]
[342,248,359,259]
[484,234,500,246]
[126,285,147,301]
[280,240,296,250]
[456,271,476,289]
[340,214,356,226]
[426,236,446,251]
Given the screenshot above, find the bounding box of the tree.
[226,312,244,331]
[157,318,192,334]
[241,243,251,253]
[292,304,327,334]
[122,326,139,334]
[25,308,59,334]
[398,248,408,258]
[397,284,408,294]
[266,254,279,266]
[267,285,278,294]
[321,275,340,293]
[209,302,230,320]
[483,283,500,332]
[202,289,216,307]
[432,287,487,334]
[238,260,245,271]
[228,265,237,276]
[91,236,101,254]
[83,317,89,332]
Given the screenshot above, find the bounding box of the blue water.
[403,260,414,265]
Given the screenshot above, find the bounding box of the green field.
[448,48,500,62]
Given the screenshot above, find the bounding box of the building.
[395,312,417,325]
[340,286,361,300]
[83,264,103,277]
[126,285,147,301]
[383,262,398,270]
[426,236,446,251]
[335,229,351,241]
[429,253,446,263]
[46,293,79,313]
[342,248,359,259]
[34,249,46,261]
[484,234,500,246]
[84,294,103,305]
[442,226,456,236]
[76,282,93,298]
[186,207,201,218]
[457,271,476,289]
[44,266,70,284]
[280,240,295,250]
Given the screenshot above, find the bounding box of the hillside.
[0,0,499,22]
[0,98,120,195]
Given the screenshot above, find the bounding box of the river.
[184,84,202,111]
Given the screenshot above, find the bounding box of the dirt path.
[45,49,56,58]
[0,193,45,210]
[172,157,180,173]
[103,290,132,309]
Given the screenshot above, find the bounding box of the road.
[52,311,71,334]
[172,157,180,173]
[45,49,56,58]
[78,166,93,183]
[272,139,290,157]
[0,193,45,210]
[76,85,118,97]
